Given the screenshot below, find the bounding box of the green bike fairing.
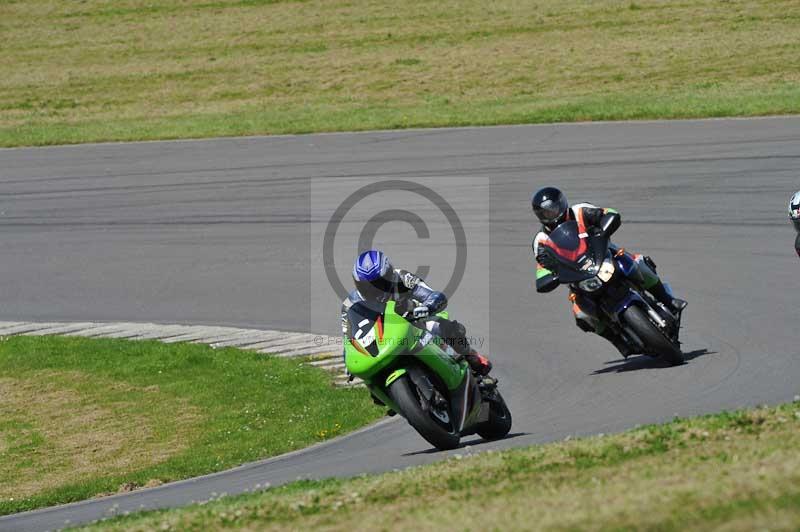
[344,301,466,391]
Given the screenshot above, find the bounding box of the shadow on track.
[592,349,714,374]
[402,432,530,456]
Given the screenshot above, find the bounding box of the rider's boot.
[443,319,493,376]
[649,280,687,314]
[465,349,493,376]
[598,328,635,358]
[455,343,493,377]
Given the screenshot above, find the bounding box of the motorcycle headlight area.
[578,276,604,292]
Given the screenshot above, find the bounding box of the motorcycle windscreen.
[543,221,595,283]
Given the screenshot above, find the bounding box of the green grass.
[0,335,382,516]
[2,0,799,147]
[80,401,800,531]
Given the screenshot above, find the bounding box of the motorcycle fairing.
[608,289,647,316]
[416,342,468,391]
[345,301,468,390]
[615,252,637,277]
[543,221,609,284]
[345,301,417,379]
[345,300,386,357]
[545,222,587,261]
[445,371,488,433]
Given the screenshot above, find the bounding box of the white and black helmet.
[789,190,800,232]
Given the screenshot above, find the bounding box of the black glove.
[536,248,559,271]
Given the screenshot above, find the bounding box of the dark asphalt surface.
[1,117,798,531]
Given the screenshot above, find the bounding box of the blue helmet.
[352,250,396,302]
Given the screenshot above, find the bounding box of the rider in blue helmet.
[343,249,492,376]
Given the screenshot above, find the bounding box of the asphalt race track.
[1,117,798,530]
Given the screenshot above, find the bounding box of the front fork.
[602,281,681,347]
[645,283,683,341]
[621,253,683,338]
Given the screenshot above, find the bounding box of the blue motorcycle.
[543,220,684,365]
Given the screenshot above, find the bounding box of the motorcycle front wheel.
[622,305,684,365]
[387,374,461,450]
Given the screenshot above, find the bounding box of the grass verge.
[2,0,799,147]
[0,335,382,516]
[82,401,800,531]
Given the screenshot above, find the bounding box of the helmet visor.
[534,199,567,224]
[355,271,395,302]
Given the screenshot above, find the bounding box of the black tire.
[387,375,460,450]
[476,390,512,441]
[622,305,684,365]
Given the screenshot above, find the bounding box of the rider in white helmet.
[789,191,800,257]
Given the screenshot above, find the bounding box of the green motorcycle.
[344,300,512,450]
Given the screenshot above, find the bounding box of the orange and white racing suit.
[532,203,662,335]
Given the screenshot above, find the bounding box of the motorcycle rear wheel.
[387,374,461,450]
[622,305,684,366]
